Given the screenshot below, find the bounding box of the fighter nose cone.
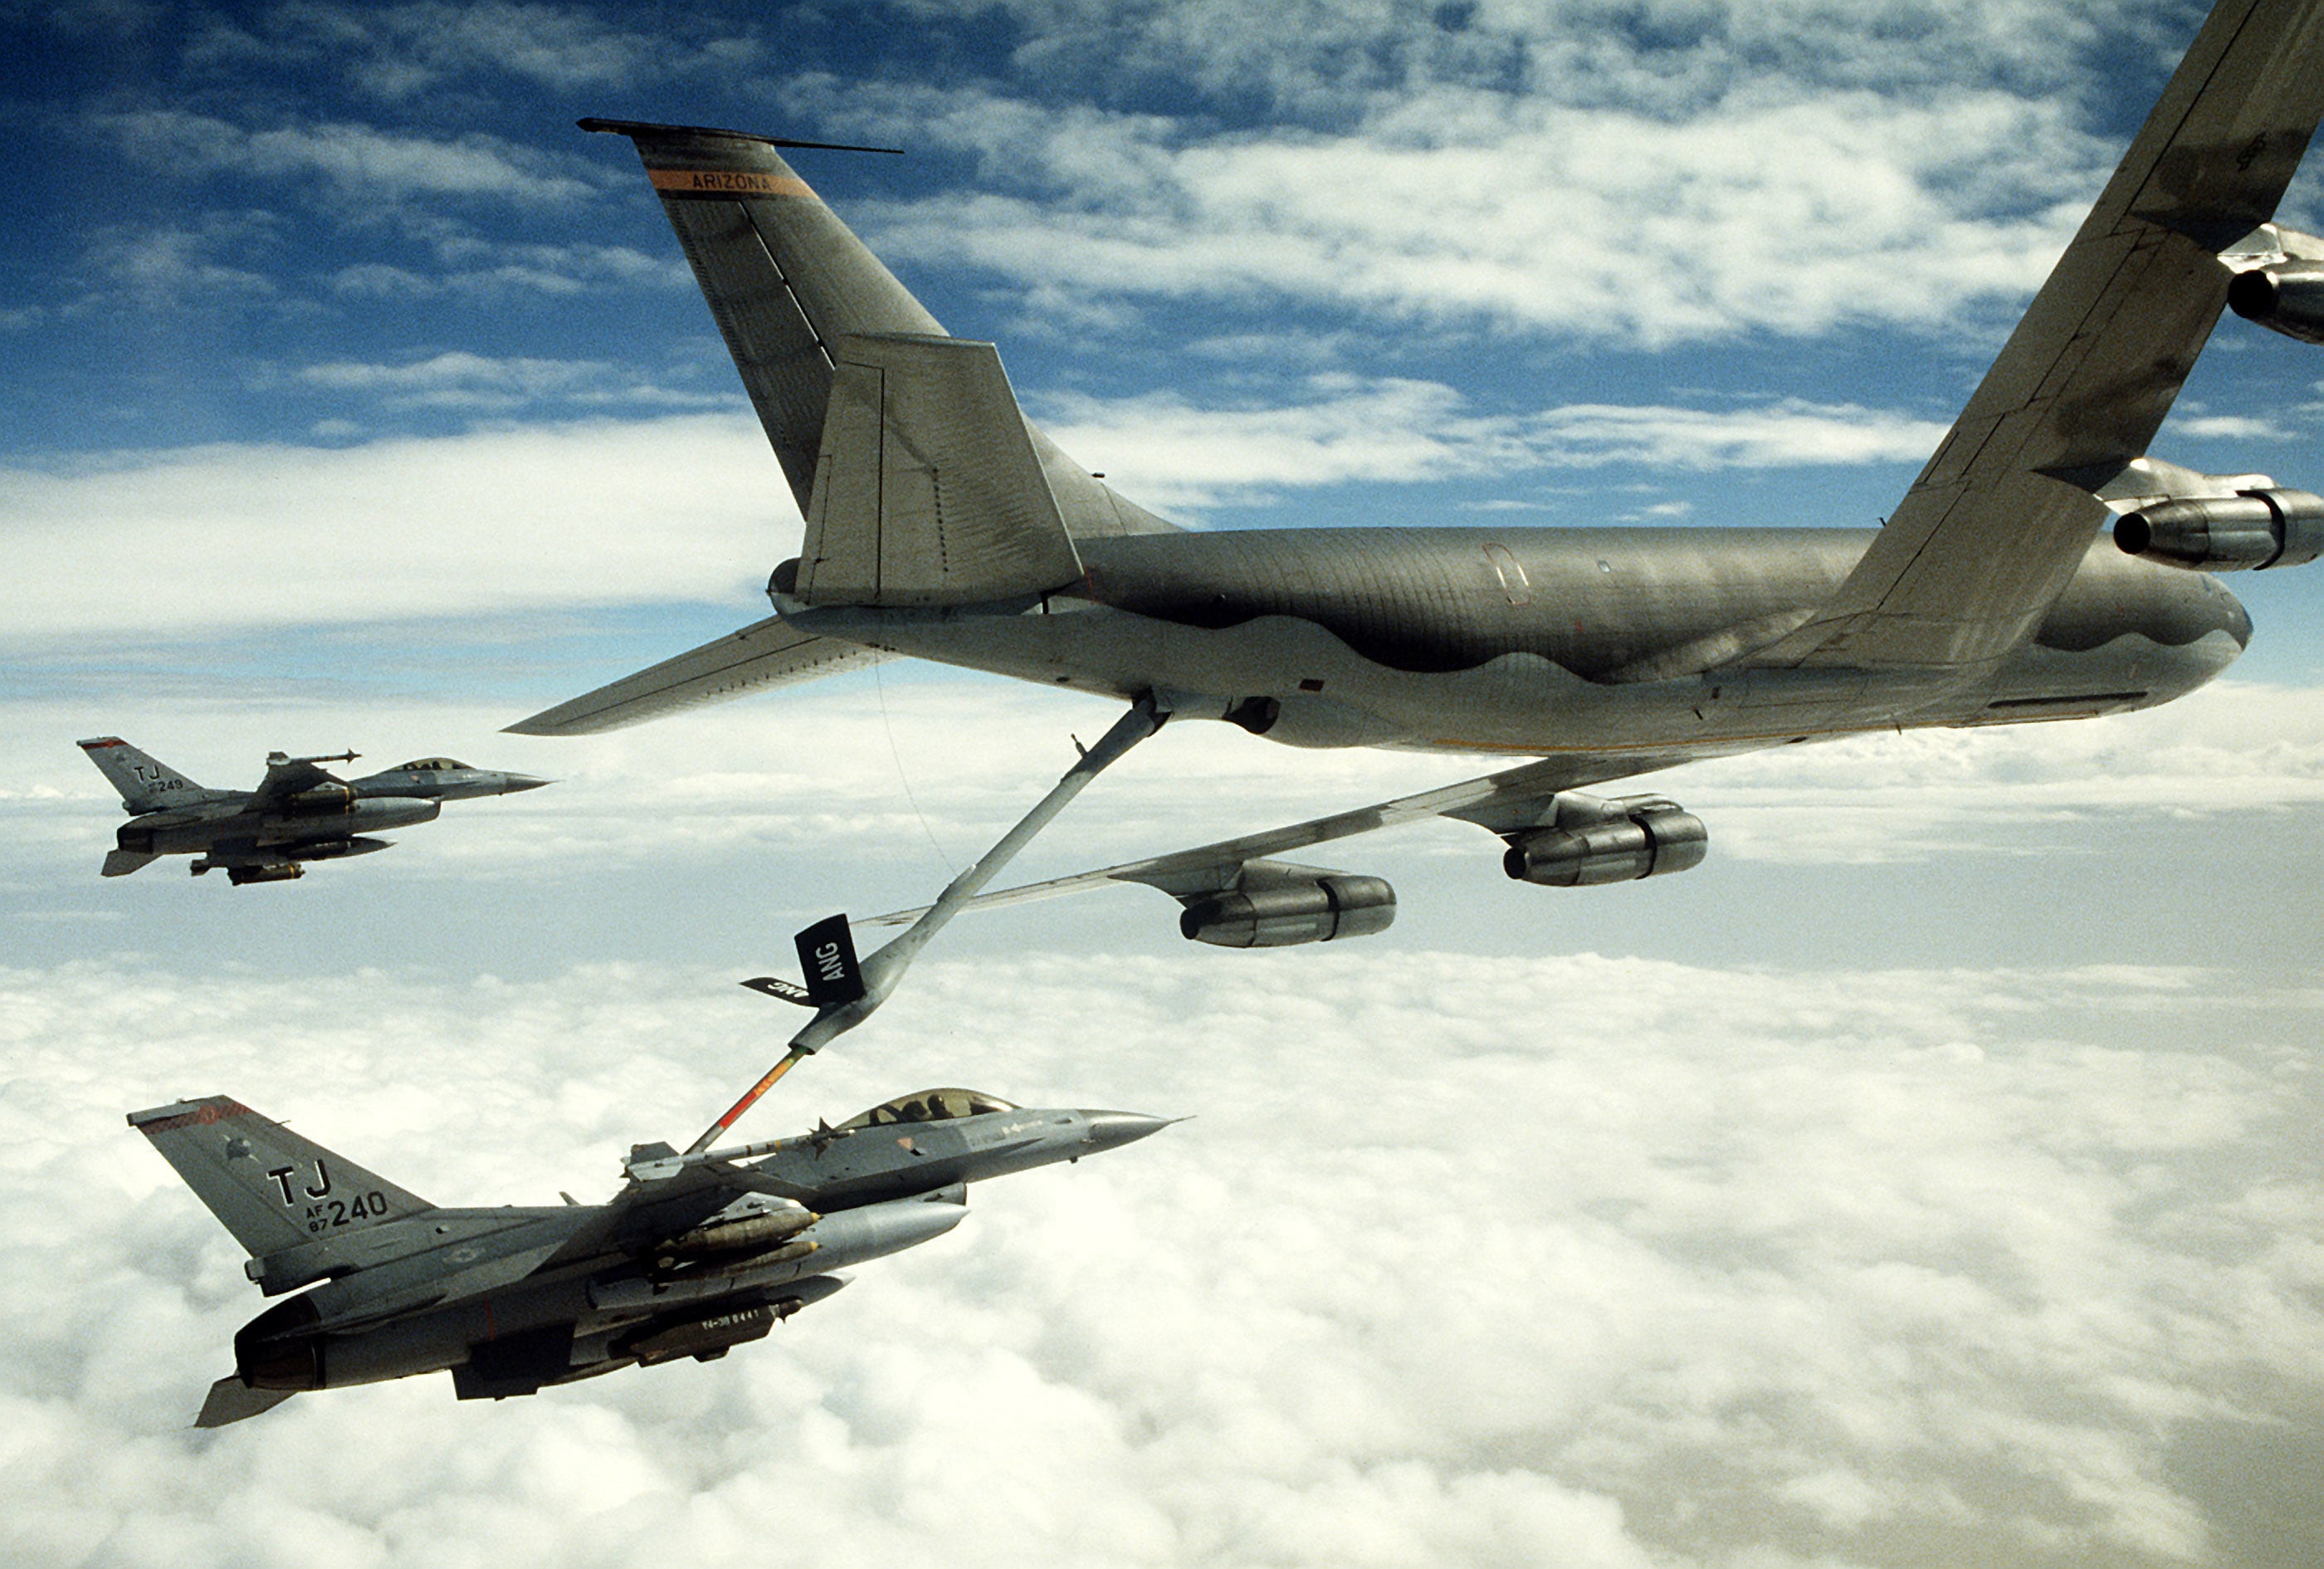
[499,774,553,794]
[1077,1111,1175,1153]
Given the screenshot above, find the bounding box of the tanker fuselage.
[784,526,2249,756]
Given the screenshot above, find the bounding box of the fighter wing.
[506,615,892,736]
[251,755,344,803]
[864,746,1715,925]
[1751,0,2324,675]
[535,1156,818,1270]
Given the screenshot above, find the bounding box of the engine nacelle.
[2228,259,2324,346]
[1179,873,1396,948]
[1504,798,1707,887]
[2114,487,2324,570]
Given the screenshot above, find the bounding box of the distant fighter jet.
[129,1088,1169,1425]
[512,0,2324,946]
[77,738,548,885]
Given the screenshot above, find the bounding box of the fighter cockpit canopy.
[837,1088,1018,1130]
[391,757,471,772]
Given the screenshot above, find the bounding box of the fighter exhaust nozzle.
[234,1295,325,1391]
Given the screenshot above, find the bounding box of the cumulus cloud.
[1,941,2317,1568]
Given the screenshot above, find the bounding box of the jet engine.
[1503,794,1707,887]
[2228,258,2324,346]
[2114,487,2324,571]
[1177,864,1396,948]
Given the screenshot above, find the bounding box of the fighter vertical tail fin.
[78,737,209,812]
[127,1097,432,1261]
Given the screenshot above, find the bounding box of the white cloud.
[0,386,1946,647]
[0,942,2317,1567]
[256,0,764,100]
[85,215,285,305]
[1034,378,1947,508]
[96,110,602,206]
[797,74,2103,349]
[0,416,788,640]
[14,672,2322,941]
[293,352,722,413]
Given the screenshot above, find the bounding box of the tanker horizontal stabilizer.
[506,616,891,736]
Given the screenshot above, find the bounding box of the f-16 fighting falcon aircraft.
[132,1088,1169,1425]
[78,739,548,886]
[514,0,2324,950]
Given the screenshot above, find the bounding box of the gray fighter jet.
[130,1088,1168,1425]
[510,0,2324,945]
[78,738,548,886]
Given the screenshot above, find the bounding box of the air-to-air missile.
[129,1086,1170,1425]
[77,737,548,885]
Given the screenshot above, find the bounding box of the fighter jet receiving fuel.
[513,0,2324,949]
[78,738,548,886]
[129,1088,1169,1425]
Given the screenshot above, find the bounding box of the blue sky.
[6,3,2324,1567]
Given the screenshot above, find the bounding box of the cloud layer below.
[2,944,2317,1569]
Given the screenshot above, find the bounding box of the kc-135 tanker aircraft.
[77,739,549,886]
[515,0,2324,951]
[133,1088,1169,1425]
